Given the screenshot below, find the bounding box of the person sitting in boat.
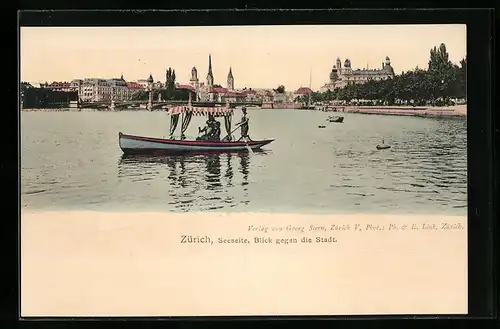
[237,107,252,142]
[211,121,222,141]
[197,115,216,141]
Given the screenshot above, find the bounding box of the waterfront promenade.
[337,104,467,118]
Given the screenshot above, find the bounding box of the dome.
[329,71,338,80]
[146,74,154,83]
[344,59,351,68]
[192,66,197,72]
[385,56,391,65]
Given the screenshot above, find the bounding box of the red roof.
[209,87,228,94]
[177,84,195,92]
[241,89,257,95]
[225,91,246,97]
[295,87,313,95]
[127,82,144,89]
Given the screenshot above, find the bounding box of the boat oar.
[221,123,242,141]
[244,140,253,154]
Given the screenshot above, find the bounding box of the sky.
[20,25,466,91]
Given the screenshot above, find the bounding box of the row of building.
[38,75,154,103]
[180,54,314,104]
[33,54,395,104]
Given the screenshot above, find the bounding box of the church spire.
[207,54,213,78]
[227,66,234,90]
[206,54,214,87]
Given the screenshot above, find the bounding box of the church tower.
[336,57,342,74]
[206,54,214,87]
[190,66,200,99]
[227,67,234,90]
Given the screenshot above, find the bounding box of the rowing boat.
[119,132,274,155]
[118,96,274,155]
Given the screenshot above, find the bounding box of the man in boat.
[237,107,252,142]
[212,121,222,141]
[197,114,216,141]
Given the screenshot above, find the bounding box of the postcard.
[20,23,468,317]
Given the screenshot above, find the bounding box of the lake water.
[20,109,467,215]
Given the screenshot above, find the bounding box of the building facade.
[189,66,200,98]
[320,56,395,92]
[40,81,75,92]
[75,75,133,102]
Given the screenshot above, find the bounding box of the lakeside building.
[320,56,395,92]
[68,75,133,102]
[39,81,75,92]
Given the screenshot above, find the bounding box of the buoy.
[376,138,391,150]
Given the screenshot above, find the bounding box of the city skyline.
[20,25,466,91]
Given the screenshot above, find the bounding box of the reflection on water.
[21,111,467,215]
[117,151,262,212]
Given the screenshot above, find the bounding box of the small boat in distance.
[376,138,391,150]
[118,98,274,155]
[327,116,344,123]
[318,125,326,128]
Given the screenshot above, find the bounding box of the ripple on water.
[21,111,467,215]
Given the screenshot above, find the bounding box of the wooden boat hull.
[119,132,274,155]
[376,145,391,150]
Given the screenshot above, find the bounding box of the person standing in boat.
[237,107,252,142]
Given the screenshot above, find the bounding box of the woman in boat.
[237,107,252,142]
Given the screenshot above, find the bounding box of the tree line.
[305,43,466,106]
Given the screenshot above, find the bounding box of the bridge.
[79,100,263,110]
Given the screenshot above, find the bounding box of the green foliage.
[274,85,285,94]
[165,67,176,91]
[312,43,466,106]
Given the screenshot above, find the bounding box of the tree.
[130,90,148,101]
[274,85,285,93]
[165,67,176,92]
[263,43,466,107]
[458,56,467,99]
